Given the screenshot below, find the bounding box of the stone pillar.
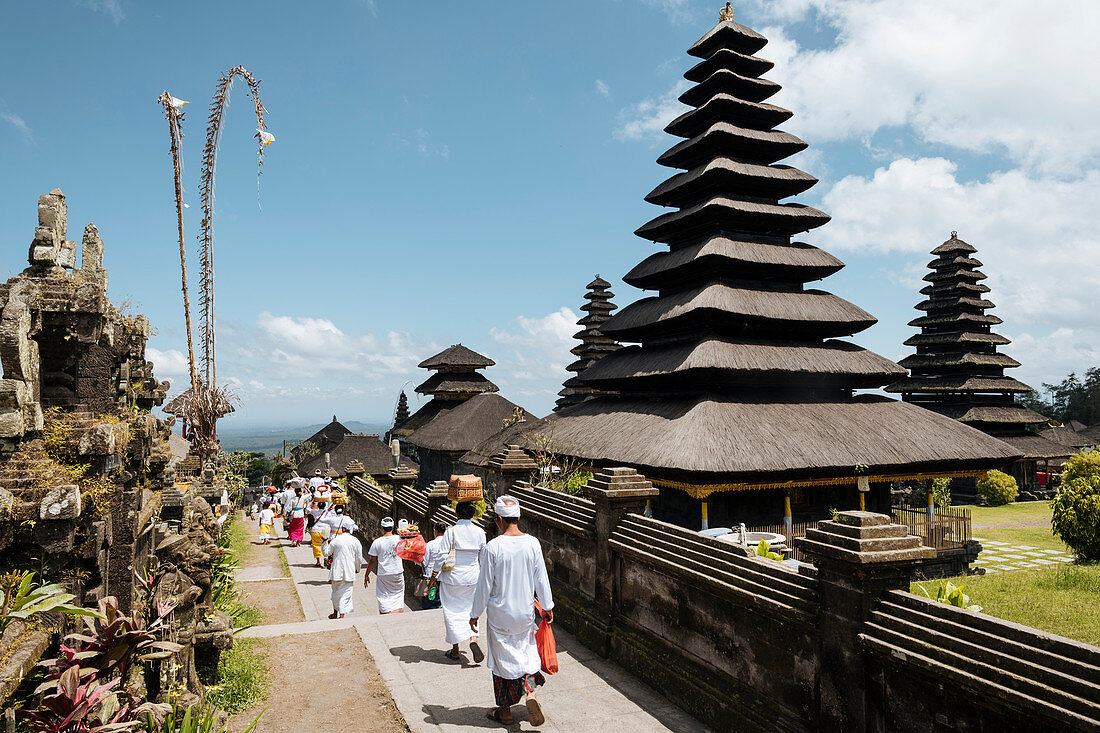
[796,511,934,731]
[345,460,365,486]
[487,444,537,500]
[426,480,449,526]
[584,467,659,654]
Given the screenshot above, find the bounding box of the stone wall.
[349,463,1100,732]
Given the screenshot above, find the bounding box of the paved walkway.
[972,538,1075,573]
[239,536,706,732]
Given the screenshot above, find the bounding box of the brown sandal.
[526,698,545,726]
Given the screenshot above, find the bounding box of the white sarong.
[376,572,405,614]
[484,620,541,680]
[331,580,354,615]
[440,582,477,644]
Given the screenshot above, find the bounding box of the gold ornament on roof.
[719,2,734,21]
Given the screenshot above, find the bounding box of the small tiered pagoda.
[886,233,1067,491]
[539,8,1018,527]
[389,344,498,440]
[555,276,620,411]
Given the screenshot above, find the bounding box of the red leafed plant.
[24,665,153,733]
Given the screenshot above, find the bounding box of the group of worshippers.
[255,471,353,558]
[256,471,554,721]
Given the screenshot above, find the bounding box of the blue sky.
[2,0,1098,428]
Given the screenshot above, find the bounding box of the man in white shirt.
[429,502,487,662]
[322,523,364,619]
[365,517,405,614]
[470,495,554,727]
[419,522,446,610]
[308,470,326,491]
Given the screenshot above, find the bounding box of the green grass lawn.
[966,501,1071,552]
[914,563,1100,647]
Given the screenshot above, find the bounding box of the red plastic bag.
[534,600,558,675]
[396,534,426,564]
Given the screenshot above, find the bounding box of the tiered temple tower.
[390,344,498,440]
[393,390,410,430]
[555,276,620,411]
[540,9,1017,526]
[887,233,1065,489]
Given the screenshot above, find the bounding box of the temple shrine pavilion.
[555,276,621,411]
[388,344,499,442]
[886,233,1069,493]
[536,10,1020,528]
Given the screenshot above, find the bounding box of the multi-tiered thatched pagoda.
[389,344,499,440]
[555,276,620,411]
[887,233,1067,492]
[540,10,1019,527]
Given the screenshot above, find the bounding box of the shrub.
[1051,450,1100,561]
[977,469,1017,506]
[916,580,982,612]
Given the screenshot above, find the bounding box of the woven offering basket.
[448,474,483,502]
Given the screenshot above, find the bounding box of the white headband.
[494,495,520,518]
[381,517,394,528]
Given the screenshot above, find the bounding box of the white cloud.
[816,156,1100,381]
[747,0,1100,175]
[614,79,690,142]
[1,113,32,141]
[412,128,449,159]
[146,347,190,387]
[77,0,125,24]
[595,79,610,98]
[490,307,578,383]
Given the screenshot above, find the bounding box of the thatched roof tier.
[298,434,418,478]
[556,275,621,412]
[923,268,986,283]
[625,237,843,290]
[636,196,829,242]
[645,159,817,205]
[898,353,1020,370]
[579,338,904,391]
[932,236,978,255]
[570,340,618,358]
[915,297,996,312]
[997,434,1073,460]
[908,312,1002,328]
[659,122,807,169]
[904,331,1011,348]
[414,370,499,397]
[460,413,546,468]
[542,395,1019,480]
[418,344,495,370]
[887,376,1032,393]
[602,284,877,341]
[1040,425,1090,449]
[919,282,991,296]
[407,393,529,453]
[927,404,1052,425]
[685,47,774,81]
[679,68,780,106]
[666,95,793,139]
[163,386,235,418]
[1077,423,1100,443]
[389,399,452,438]
[688,19,768,57]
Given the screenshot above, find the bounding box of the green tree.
[1051,449,1100,561]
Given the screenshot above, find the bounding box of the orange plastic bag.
[396,534,426,564]
[534,600,558,675]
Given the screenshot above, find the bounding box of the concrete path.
[240,531,709,732]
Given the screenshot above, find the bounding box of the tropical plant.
[1051,449,1100,561]
[922,477,952,509]
[144,701,261,733]
[917,581,982,612]
[0,571,102,635]
[523,429,591,496]
[755,540,783,562]
[25,665,154,733]
[40,596,181,686]
[976,469,1017,506]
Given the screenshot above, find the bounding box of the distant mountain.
[217,420,391,455]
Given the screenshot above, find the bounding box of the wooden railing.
[891,505,972,550]
[746,520,818,561]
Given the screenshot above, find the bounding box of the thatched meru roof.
[555,276,621,412]
[297,433,418,478]
[407,393,530,453]
[461,410,546,468]
[1041,425,1091,449]
[389,398,452,439]
[887,233,1051,437]
[392,391,410,431]
[291,416,350,462]
[538,17,1018,488]
[997,433,1073,461]
[415,371,499,397]
[418,344,495,370]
